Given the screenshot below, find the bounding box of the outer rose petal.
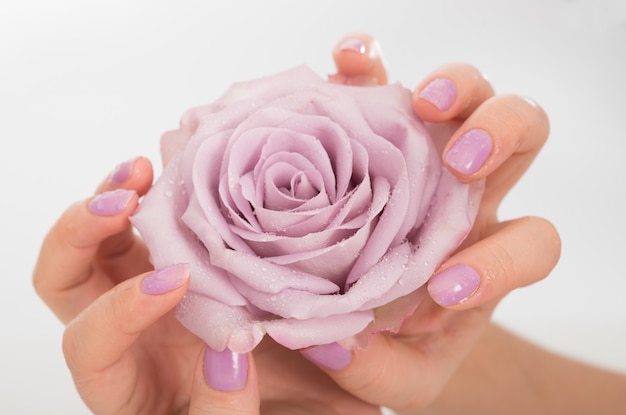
[131,157,248,306]
[176,292,265,354]
[176,291,374,353]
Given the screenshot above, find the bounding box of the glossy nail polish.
[141,263,190,295]
[428,264,480,306]
[418,78,457,111]
[109,157,136,185]
[445,129,493,175]
[204,347,248,391]
[338,38,366,54]
[88,189,135,216]
[301,342,352,371]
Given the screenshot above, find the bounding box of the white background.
[1,0,625,413]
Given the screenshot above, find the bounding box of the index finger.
[33,190,140,323]
[33,157,154,323]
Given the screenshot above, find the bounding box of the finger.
[413,63,495,122]
[33,189,142,323]
[33,157,154,323]
[95,155,154,196]
[62,264,190,414]
[329,33,388,86]
[442,95,550,209]
[95,156,154,279]
[428,216,561,310]
[188,346,260,415]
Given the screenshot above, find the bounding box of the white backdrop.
[1,0,625,413]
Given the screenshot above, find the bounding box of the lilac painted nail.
[418,78,457,111]
[445,129,493,175]
[109,158,136,185]
[88,189,135,216]
[428,264,480,306]
[338,38,366,54]
[204,347,248,391]
[141,263,190,295]
[301,342,352,371]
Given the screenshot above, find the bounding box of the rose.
[131,66,483,353]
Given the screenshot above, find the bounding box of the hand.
[32,32,560,414]
[299,33,561,413]
[33,36,403,414]
[32,158,380,414]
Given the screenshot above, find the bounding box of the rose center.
[283,171,318,200]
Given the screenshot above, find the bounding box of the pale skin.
[33,33,623,414]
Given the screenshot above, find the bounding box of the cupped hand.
[299,33,562,413]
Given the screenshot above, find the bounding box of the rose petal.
[186,132,258,253]
[176,290,375,352]
[195,221,341,295]
[176,292,265,354]
[131,157,247,306]
[264,310,374,350]
[229,243,412,320]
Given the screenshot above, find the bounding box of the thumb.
[188,345,260,415]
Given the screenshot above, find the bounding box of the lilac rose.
[131,66,483,353]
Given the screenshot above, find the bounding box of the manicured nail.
[428,264,481,306]
[301,342,352,371]
[338,38,366,54]
[418,78,457,111]
[88,189,135,216]
[141,263,190,295]
[109,157,136,185]
[204,347,248,391]
[445,129,493,175]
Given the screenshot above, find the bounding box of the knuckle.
[523,216,562,267]
[486,235,518,290]
[108,284,139,335]
[188,398,251,415]
[509,94,550,148]
[62,321,82,372]
[487,216,562,293]
[482,94,550,155]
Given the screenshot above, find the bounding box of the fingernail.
[109,157,136,185]
[428,264,481,306]
[141,263,190,295]
[204,347,248,391]
[418,78,457,111]
[301,342,352,371]
[338,38,367,54]
[88,189,135,216]
[445,129,493,175]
